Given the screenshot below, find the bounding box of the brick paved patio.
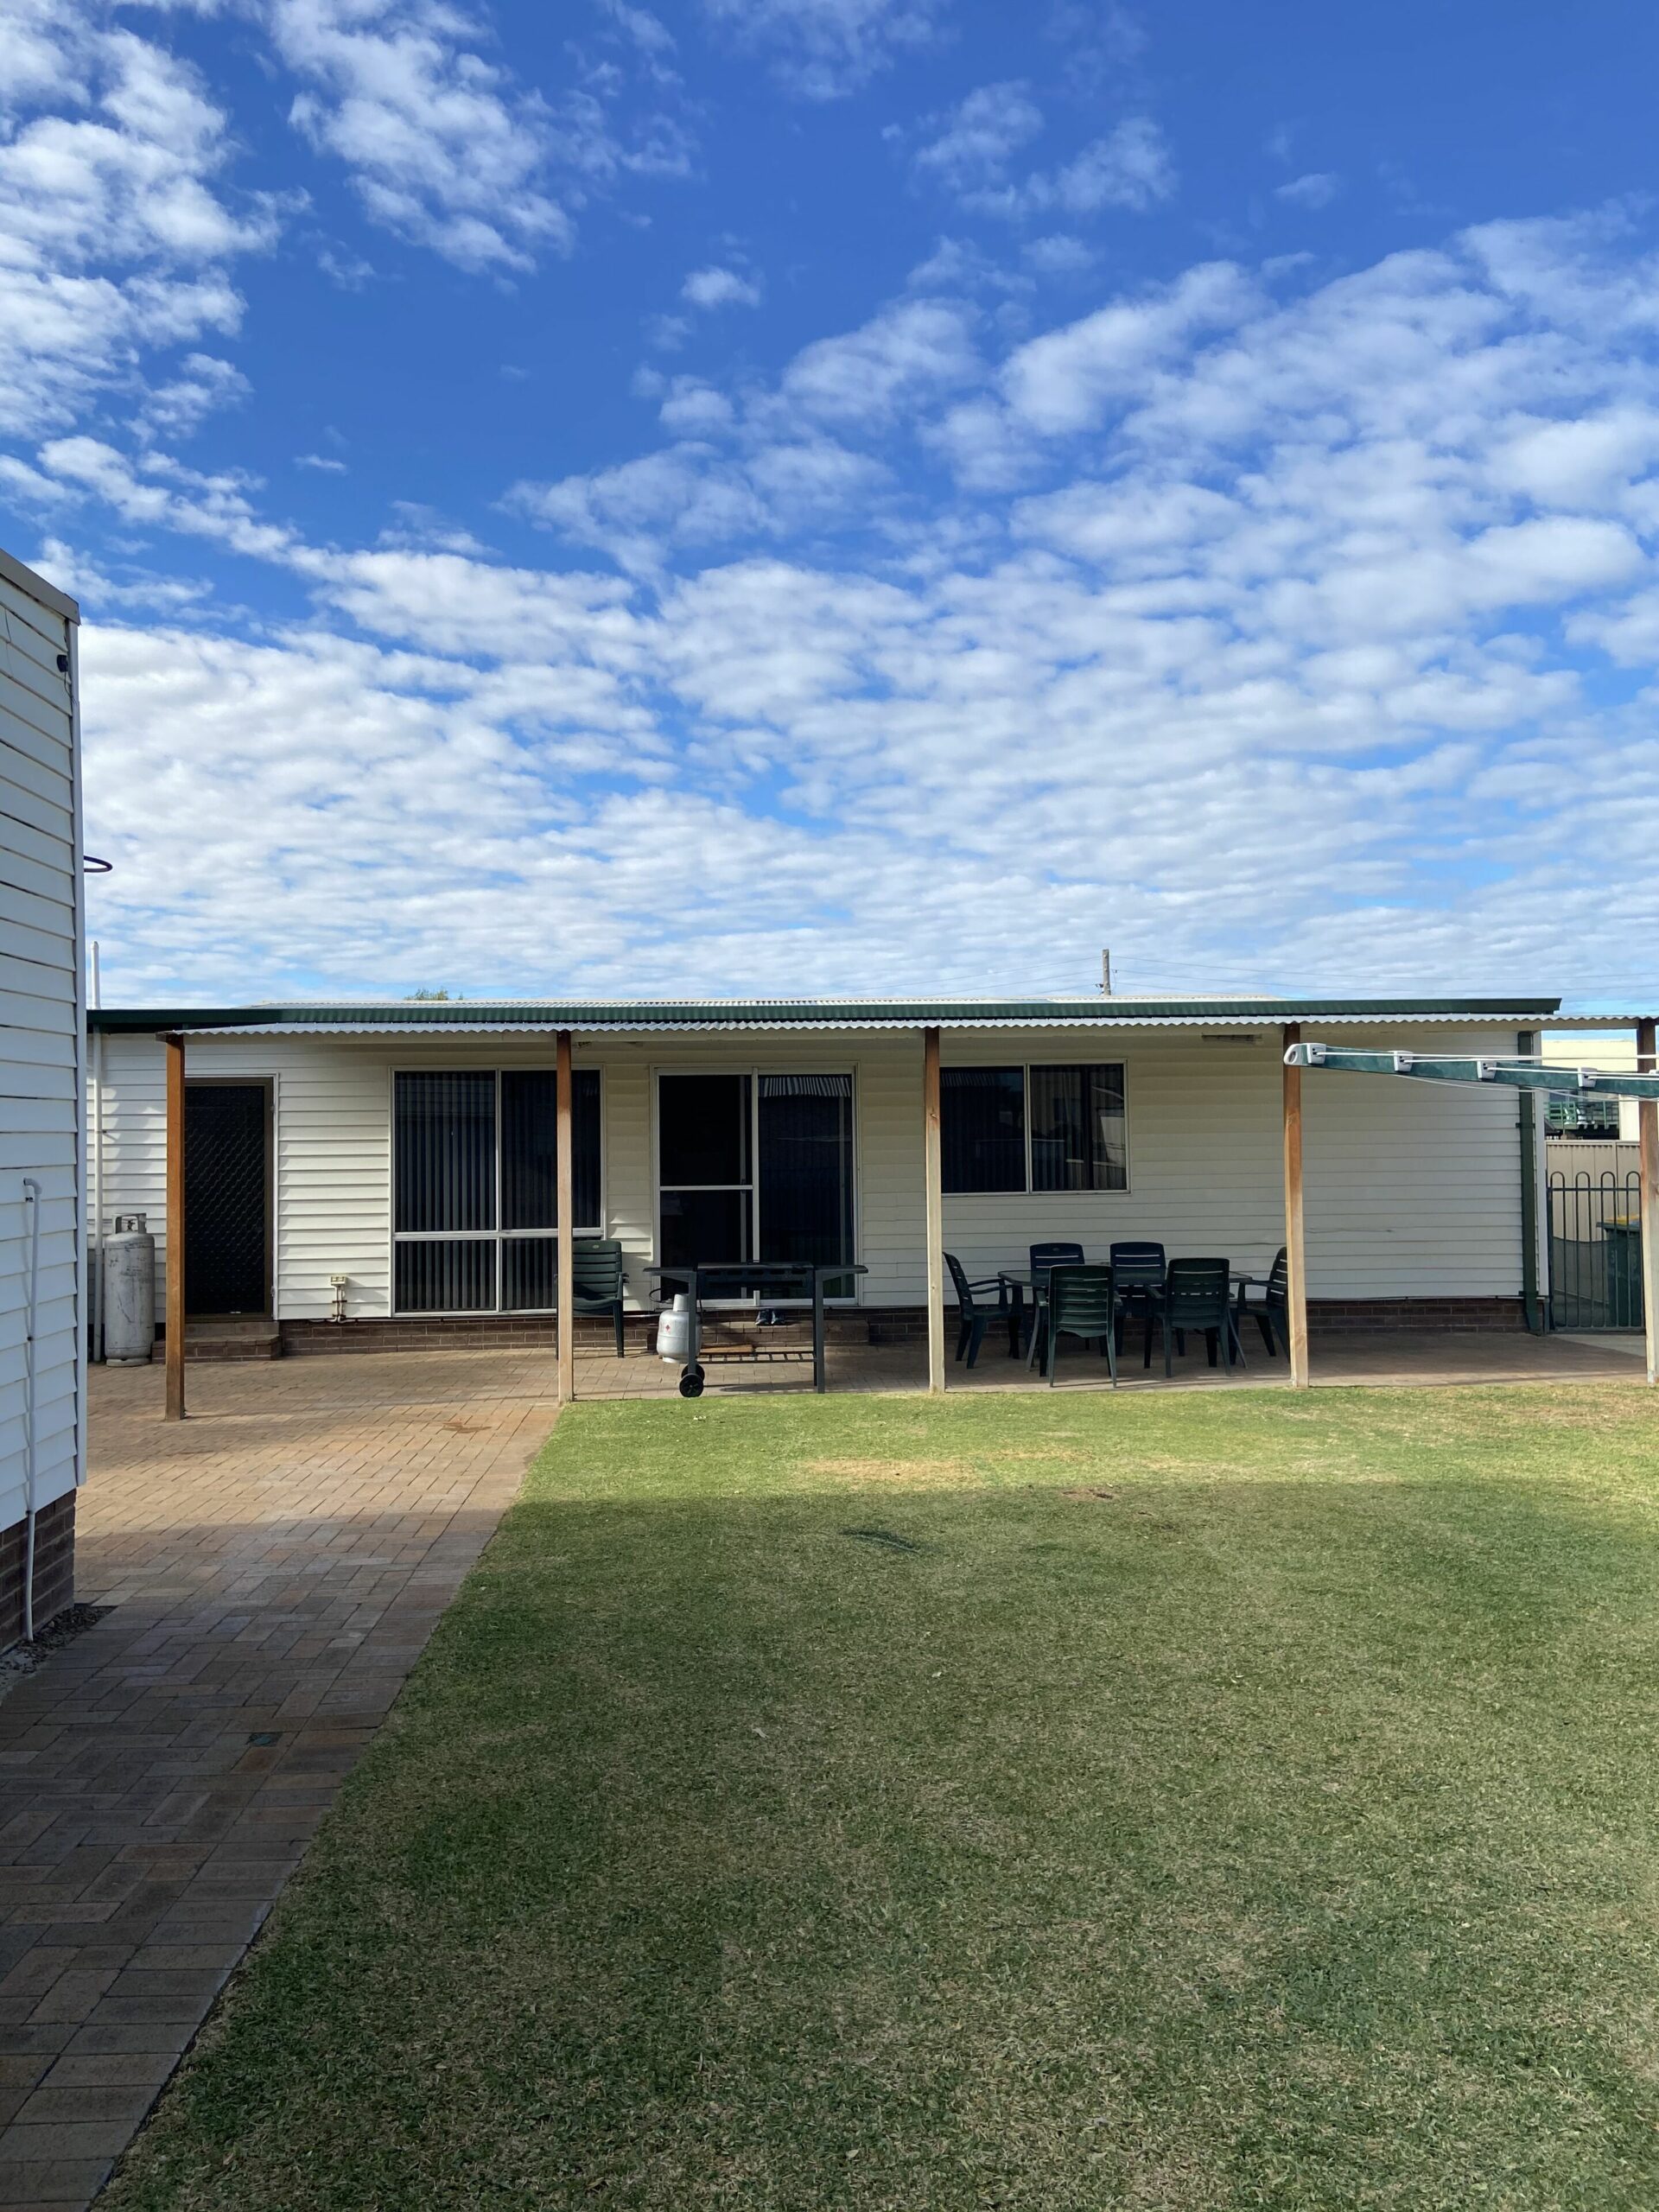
[0,1352,562,2210]
[560,1323,1644,1395]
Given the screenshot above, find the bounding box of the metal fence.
[1548,1166,1643,1330]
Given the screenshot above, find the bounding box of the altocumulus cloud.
[42,209,1659,1003]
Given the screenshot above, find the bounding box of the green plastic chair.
[1044,1264,1118,1387]
[1109,1239,1165,1360]
[944,1252,1012,1369]
[570,1237,627,1357]
[1025,1241,1086,1369]
[1238,1247,1288,1357]
[1149,1257,1241,1376]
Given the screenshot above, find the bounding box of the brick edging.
[280,1295,1527,1356]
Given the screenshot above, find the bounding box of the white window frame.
[389,1065,605,1317]
[652,1064,860,1304]
[942,1059,1132,1197]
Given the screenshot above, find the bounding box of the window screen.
[501,1070,601,1229]
[394,1073,495,1231]
[759,1073,855,1274]
[941,1067,1027,1192]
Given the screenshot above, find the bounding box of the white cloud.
[658,378,737,434]
[296,451,348,472]
[508,439,886,571]
[779,297,980,420]
[965,118,1176,221]
[1025,234,1093,277]
[682,264,763,309]
[1036,119,1174,214]
[1001,261,1257,433]
[1274,171,1341,210]
[700,0,942,98]
[139,352,250,438]
[268,0,576,270]
[0,0,70,115]
[1488,408,1659,508]
[35,435,304,563]
[0,20,278,434]
[44,212,1659,1004]
[912,81,1044,194]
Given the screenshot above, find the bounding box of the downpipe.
[21,1177,42,1641]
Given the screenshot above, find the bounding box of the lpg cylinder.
[656,1293,692,1363]
[104,1213,156,1365]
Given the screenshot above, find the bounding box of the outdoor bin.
[1604,1219,1645,1329]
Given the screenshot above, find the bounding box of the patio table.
[995,1268,1046,1359]
[645,1261,868,1395]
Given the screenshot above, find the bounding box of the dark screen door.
[185,1084,270,1315]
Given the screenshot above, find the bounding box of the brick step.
[155,1320,285,1363]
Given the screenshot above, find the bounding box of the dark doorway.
[185,1083,271,1316]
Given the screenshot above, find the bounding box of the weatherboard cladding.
[94,1022,1529,1322]
[2,552,82,1541]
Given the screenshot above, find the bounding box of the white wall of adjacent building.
[91,1020,1529,1323]
[1545,1033,1642,1143]
[1,552,83,1535]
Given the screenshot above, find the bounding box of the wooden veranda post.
[923,1027,945,1395]
[163,1032,186,1421]
[1640,1017,1658,1389]
[556,1029,575,1402]
[1281,1022,1310,1389]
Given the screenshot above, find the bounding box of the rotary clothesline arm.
[1282,1044,1659,1101]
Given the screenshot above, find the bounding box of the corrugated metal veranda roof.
[86,994,1587,1037]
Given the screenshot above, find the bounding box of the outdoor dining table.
[645,1260,868,1395]
[996,1265,1261,1365]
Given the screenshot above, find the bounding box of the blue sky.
[4,0,1659,1004]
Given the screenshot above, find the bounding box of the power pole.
[1100,950,1112,995]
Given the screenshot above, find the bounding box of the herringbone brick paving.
[0,1351,561,2209]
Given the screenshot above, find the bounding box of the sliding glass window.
[1029,1065,1127,1191]
[393,1069,601,1313]
[940,1067,1027,1193]
[942,1064,1127,1193]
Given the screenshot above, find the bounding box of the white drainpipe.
[21,1176,42,1641]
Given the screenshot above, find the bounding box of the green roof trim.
[87,995,1563,1033]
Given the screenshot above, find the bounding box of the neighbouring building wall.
[2,552,82,1645]
[92,1020,1528,1328]
[1545,1033,1642,1144]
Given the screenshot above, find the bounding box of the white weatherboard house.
[83,992,1618,1390]
[2,550,84,1646]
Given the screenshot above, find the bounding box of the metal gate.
[1548,1166,1643,1329]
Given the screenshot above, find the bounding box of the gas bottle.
[104,1213,156,1365]
[656,1293,692,1363]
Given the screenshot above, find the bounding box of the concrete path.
[0,1351,560,2210]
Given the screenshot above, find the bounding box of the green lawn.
[107,1386,1659,2210]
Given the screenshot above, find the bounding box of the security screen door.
[184,1083,270,1316]
[658,1072,855,1287]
